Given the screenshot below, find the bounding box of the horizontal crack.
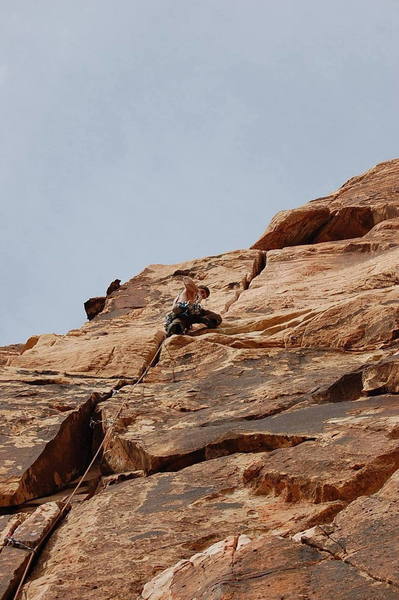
[101,427,315,477]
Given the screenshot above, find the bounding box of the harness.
[164,300,203,328]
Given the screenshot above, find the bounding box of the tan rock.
[140,535,397,600]
[21,453,350,600]
[4,158,399,600]
[251,206,330,250]
[140,535,252,600]
[10,250,264,378]
[362,355,399,394]
[0,368,113,506]
[252,158,399,250]
[226,226,399,352]
[296,469,399,587]
[0,344,22,366]
[246,394,399,503]
[20,390,399,599]
[98,342,378,475]
[10,502,65,548]
[22,336,40,353]
[0,502,66,600]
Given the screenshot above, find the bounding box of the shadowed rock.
[84,296,106,321]
[106,279,121,296]
[0,368,113,507]
[2,158,399,599]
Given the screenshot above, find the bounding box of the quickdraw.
[5,536,35,552]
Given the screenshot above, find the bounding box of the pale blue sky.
[1,1,399,344]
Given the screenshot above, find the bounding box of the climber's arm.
[182,277,199,303]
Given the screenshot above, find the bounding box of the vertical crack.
[223,251,267,314]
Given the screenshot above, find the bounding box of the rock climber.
[164,276,222,336]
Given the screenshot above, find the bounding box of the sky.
[1,0,399,345]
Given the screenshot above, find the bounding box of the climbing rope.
[12,338,167,600]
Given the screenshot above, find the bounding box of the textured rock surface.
[141,534,398,600]
[296,469,399,588]
[0,368,113,506]
[0,502,66,600]
[10,250,264,378]
[98,357,385,475]
[21,454,350,600]
[0,344,22,366]
[84,296,106,321]
[2,159,399,599]
[252,158,399,250]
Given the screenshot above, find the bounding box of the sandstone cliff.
[1,159,399,599]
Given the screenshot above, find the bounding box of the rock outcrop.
[252,159,399,250]
[2,158,399,599]
[0,345,23,367]
[0,368,114,507]
[84,279,122,321]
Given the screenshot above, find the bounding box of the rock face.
[251,159,399,250]
[11,250,264,378]
[0,502,68,600]
[83,296,106,321]
[140,534,398,600]
[0,345,22,366]
[84,278,122,321]
[2,158,399,599]
[0,368,113,507]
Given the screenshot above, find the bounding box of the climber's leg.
[194,309,222,329]
[165,314,192,337]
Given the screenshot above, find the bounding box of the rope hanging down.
[12,339,166,600]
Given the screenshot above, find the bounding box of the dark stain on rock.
[129,529,165,542]
[211,502,243,510]
[138,475,214,515]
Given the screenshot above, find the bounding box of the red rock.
[362,355,399,394]
[0,368,113,506]
[252,158,399,250]
[10,250,264,378]
[0,344,22,366]
[227,225,399,351]
[140,535,397,600]
[0,503,66,600]
[0,158,398,600]
[296,469,399,588]
[83,296,106,321]
[245,394,399,503]
[98,349,382,475]
[21,454,351,600]
[251,206,330,250]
